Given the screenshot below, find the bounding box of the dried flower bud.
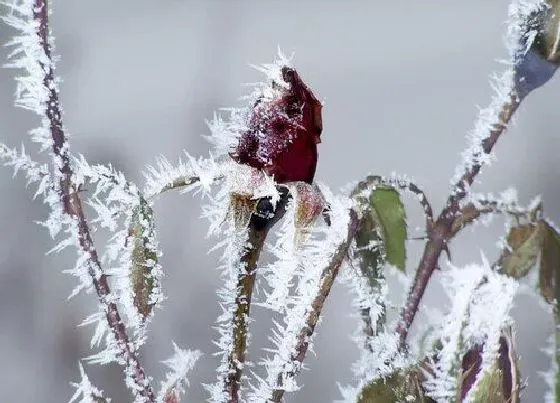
[292,182,326,245]
[227,193,259,230]
[529,0,560,63]
[515,1,560,98]
[231,66,323,184]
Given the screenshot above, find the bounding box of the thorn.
[407,235,428,241]
[442,244,452,262]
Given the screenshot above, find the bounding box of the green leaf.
[357,368,431,403]
[496,222,543,279]
[128,196,159,320]
[369,186,407,272]
[354,209,384,288]
[538,220,560,304]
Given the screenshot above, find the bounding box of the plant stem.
[396,92,520,349]
[224,194,289,403]
[270,209,360,403]
[33,1,154,400]
[450,198,541,238]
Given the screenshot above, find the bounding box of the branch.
[396,90,520,348]
[223,191,289,403]
[450,196,542,238]
[32,1,154,400]
[269,208,360,403]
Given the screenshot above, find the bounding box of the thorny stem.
[396,92,521,348]
[224,194,289,403]
[269,209,360,403]
[33,1,155,400]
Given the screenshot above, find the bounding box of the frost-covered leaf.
[353,205,384,289]
[496,218,560,305]
[127,196,160,320]
[422,259,518,402]
[461,329,520,403]
[537,219,560,304]
[357,367,431,403]
[496,222,543,278]
[368,186,407,272]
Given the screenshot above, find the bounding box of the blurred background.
[0,1,559,401]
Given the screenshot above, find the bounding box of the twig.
[396,91,520,348]
[224,191,289,403]
[32,1,155,400]
[450,197,541,238]
[269,208,360,403]
[156,176,202,195]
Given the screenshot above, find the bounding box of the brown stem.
[396,92,520,349]
[450,198,541,238]
[33,1,154,400]
[224,194,289,403]
[224,227,269,403]
[270,209,360,403]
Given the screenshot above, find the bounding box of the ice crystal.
[69,363,109,403]
[205,49,293,159]
[158,343,202,403]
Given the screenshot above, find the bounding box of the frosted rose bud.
[514,0,560,98]
[230,66,323,184]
